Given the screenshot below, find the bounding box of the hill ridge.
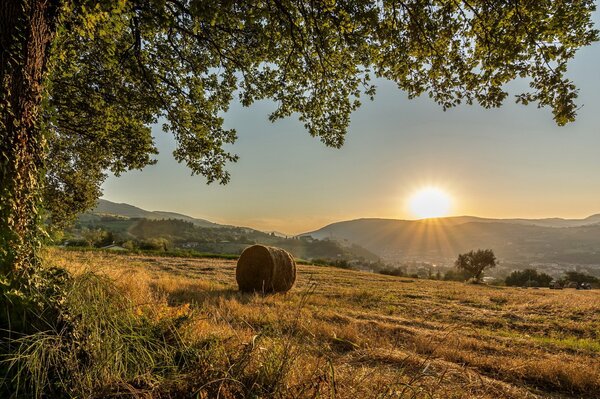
[302,214,600,266]
[93,199,220,228]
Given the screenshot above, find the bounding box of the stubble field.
[48,249,600,398]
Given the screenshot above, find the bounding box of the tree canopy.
[455,249,497,281]
[563,271,599,284]
[41,0,598,228]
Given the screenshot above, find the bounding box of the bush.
[444,268,472,282]
[379,267,406,277]
[138,238,170,251]
[63,238,90,247]
[310,258,353,269]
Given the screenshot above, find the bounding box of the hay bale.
[236,245,296,293]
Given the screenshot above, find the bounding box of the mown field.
[47,249,600,399]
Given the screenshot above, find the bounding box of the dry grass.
[47,249,600,398]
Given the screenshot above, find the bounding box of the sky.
[102,19,600,235]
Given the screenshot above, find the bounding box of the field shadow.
[151,283,274,306]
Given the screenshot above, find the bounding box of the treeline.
[506,269,598,288]
[129,219,257,243]
[378,265,598,289]
[63,230,171,251]
[505,269,553,287]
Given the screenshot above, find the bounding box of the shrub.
[138,238,170,251]
[379,267,406,277]
[310,258,353,270]
[63,238,90,247]
[444,268,472,282]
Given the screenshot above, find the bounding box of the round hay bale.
[236,245,296,293]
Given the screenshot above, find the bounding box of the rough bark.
[0,0,60,279]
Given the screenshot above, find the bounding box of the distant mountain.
[302,216,600,265]
[584,214,600,224]
[91,199,220,228]
[93,199,155,219]
[466,214,600,228]
[89,200,600,265]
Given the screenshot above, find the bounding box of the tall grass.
[1,271,200,398]
[0,268,336,398]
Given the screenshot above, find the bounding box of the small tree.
[455,249,497,282]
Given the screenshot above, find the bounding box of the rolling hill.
[303,216,600,265]
[91,199,220,228]
[87,200,600,266]
[74,199,379,263]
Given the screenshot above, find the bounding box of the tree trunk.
[0,0,60,280]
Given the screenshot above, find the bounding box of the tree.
[562,271,599,285]
[455,249,497,282]
[1,1,598,279]
[505,268,553,287]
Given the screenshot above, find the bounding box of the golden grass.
[47,249,600,398]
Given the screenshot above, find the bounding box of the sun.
[408,187,452,219]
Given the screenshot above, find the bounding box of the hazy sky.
[102,19,600,235]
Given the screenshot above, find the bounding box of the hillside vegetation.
[91,199,219,227]
[26,249,600,398]
[69,216,379,264]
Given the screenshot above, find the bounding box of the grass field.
[46,249,600,399]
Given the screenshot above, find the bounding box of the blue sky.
[102,17,600,234]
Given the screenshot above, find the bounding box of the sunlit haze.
[408,187,452,219]
[101,14,600,235]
